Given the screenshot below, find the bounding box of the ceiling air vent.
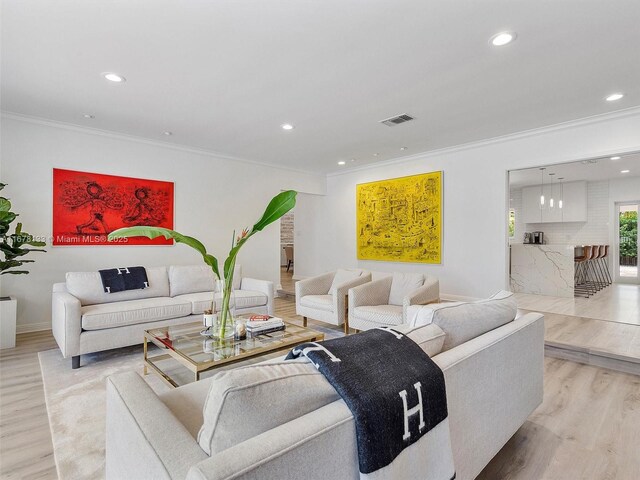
[380,114,414,127]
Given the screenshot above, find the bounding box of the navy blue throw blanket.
[98,266,149,293]
[285,327,450,475]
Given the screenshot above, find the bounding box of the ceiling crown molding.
[328,105,640,177]
[0,111,323,178]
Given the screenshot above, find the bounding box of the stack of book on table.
[245,315,286,336]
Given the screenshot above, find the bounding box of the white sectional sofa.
[52,264,273,368]
[105,292,544,480]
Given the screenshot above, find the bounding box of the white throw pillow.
[388,272,424,306]
[329,268,363,293]
[406,302,463,327]
[197,361,339,455]
[169,265,215,297]
[394,323,446,357]
[433,291,517,351]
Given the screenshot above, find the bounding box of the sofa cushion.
[388,272,424,306]
[299,294,333,311]
[233,290,268,309]
[329,268,363,293]
[169,265,215,297]
[395,323,446,357]
[81,297,192,330]
[174,292,215,315]
[66,266,169,306]
[407,291,518,351]
[197,360,339,455]
[353,304,403,326]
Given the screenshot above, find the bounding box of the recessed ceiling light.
[605,93,624,102]
[83,114,94,119]
[337,161,346,166]
[610,156,621,160]
[281,124,294,130]
[351,158,356,162]
[163,131,173,136]
[102,72,126,83]
[373,153,379,157]
[621,170,630,174]
[490,31,517,47]
[400,146,408,151]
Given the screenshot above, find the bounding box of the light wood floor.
[1,298,639,479]
[0,331,58,480]
[514,283,640,326]
[279,266,296,295]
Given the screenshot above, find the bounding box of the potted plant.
[0,183,47,349]
[108,190,296,339]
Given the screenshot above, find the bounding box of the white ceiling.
[509,151,640,189]
[2,0,640,174]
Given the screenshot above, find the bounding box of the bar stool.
[598,245,612,286]
[589,245,604,291]
[574,245,593,297]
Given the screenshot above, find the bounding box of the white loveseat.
[52,264,273,368]
[105,292,544,480]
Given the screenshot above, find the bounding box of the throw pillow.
[388,272,424,305]
[329,268,363,293]
[432,291,517,351]
[197,361,340,456]
[395,323,446,357]
[169,265,215,297]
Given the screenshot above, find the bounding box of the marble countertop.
[510,244,574,298]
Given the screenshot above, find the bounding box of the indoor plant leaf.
[108,226,220,278]
[251,190,297,232]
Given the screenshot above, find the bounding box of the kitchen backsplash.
[510,180,610,245]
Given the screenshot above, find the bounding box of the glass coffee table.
[143,320,324,387]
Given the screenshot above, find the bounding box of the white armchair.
[295,269,372,333]
[348,272,439,331]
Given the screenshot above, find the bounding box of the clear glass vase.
[213,279,235,340]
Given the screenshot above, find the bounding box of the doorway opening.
[615,202,639,283]
[279,210,295,297]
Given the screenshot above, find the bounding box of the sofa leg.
[303,316,307,327]
[344,319,349,335]
[72,356,80,369]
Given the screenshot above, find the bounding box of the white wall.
[311,109,640,299]
[0,116,325,331]
[292,192,325,279]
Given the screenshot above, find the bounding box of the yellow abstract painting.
[356,171,442,263]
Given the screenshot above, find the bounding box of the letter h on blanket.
[286,327,456,479]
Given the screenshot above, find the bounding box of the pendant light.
[558,177,564,209]
[549,173,555,208]
[539,168,546,206]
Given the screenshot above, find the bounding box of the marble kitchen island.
[510,244,575,297]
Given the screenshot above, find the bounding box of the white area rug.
[38,346,170,480]
[39,323,343,479]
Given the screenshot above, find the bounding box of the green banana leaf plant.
[1,183,47,275]
[108,190,296,338]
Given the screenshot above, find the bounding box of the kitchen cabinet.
[521,180,587,223]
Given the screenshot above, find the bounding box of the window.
[508,209,515,238]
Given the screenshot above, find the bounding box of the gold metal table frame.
[143,320,324,387]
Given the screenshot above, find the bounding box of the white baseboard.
[17,322,51,334]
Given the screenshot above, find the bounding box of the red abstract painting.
[53,169,174,246]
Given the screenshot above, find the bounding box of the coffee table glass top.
[145,321,322,369]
